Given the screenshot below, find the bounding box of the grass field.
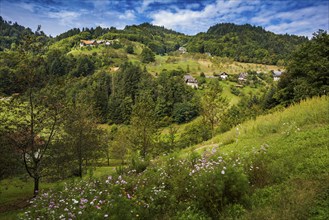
[178,96,329,219]
[145,54,280,76]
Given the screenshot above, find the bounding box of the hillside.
[10,20,306,66]
[2,96,327,219]
[0,16,34,51]
[186,23,308,65]
[58,22,306,65]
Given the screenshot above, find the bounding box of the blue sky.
[1,0,328,37]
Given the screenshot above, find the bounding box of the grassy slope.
[146,54,279,76]
[183,96,329,219]
[0,167,117,219]
[1,97,327,219]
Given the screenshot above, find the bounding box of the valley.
[0,15,328,220]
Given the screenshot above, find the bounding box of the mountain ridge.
[1,17,309,65]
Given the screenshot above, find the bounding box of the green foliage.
[230,86,241,96]
[140,47,155,63]
[130,155,150,173]
[130,93,158,158]
[190,164,249,218]
[172,102,199,124]
[125,45,134,54]
[276,30,329,104]
[201,80,228,138]
[179,119,211,147]
[187,23,308,64]
[0,16,36,51]
[155,69,197,121]
[107,62,145,124]
[60,101,104,178]
[72,55,95,77]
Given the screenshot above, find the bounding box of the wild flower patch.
[19,145,269,219]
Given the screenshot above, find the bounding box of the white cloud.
[119,10,136,20]
[150,0,328,37]
[150,0,251,35]
[18,2,36,12]
[250,4,328,37]
[137,0,176,13]
[47,10,82,27]
[186,3,200,10]
[85,0,112,8]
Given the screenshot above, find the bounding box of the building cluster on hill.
[184,70,283,89]
[80,39,118,47]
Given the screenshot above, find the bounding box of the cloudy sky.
[1,0,328,37]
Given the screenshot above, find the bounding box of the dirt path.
[0,197,31,214]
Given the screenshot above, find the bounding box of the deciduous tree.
[201,80,228,139]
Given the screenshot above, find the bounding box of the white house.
[219,72,229,80]
[184,75,198,88]
[238,72,248,82]
[273,70,283,81]
[178,47,187,54]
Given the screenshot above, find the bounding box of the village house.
[178,47,187,54]
[238,72,248,82]
[273,70,283,81]
[184,75,198,88]
[80,39,115,47]
[219,72,229,80]
[213,72,229,80]
[80,40,96,47]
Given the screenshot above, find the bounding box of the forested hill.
[102,23,189,55]
[0,18,309,65]
[186,23,308,64]
[0,16,48,51]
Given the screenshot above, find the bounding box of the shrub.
[130,156,149,173]
[187,156,249,219]
[172,102,198,124]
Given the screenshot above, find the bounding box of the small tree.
[201,80,228,139]
[126,45,134,54]
[111,126,130,165]
[140,47,155,63]
[1,89,61,196]
[130,93,157,159]
[62,101,103,178]
[1,33,62,196]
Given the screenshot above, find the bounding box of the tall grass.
[209,96,329,146]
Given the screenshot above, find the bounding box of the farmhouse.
[80,39,115,47]
[273,70,283,81]
[219,72,229,80]
[184,75,198,88]
[178,47,187,54]
[80,40,96,47]
[238,72,248,82]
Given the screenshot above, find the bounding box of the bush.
[179,119,211,147]
[230,86,241,96]
[126,45,134,54]
[172,102,198,124]
[130,156,149,173]
[187,155,249,219]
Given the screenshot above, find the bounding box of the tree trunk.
[33,177,39,197]
[78,155,82,178]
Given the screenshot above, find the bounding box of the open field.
[146,54,280,76]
